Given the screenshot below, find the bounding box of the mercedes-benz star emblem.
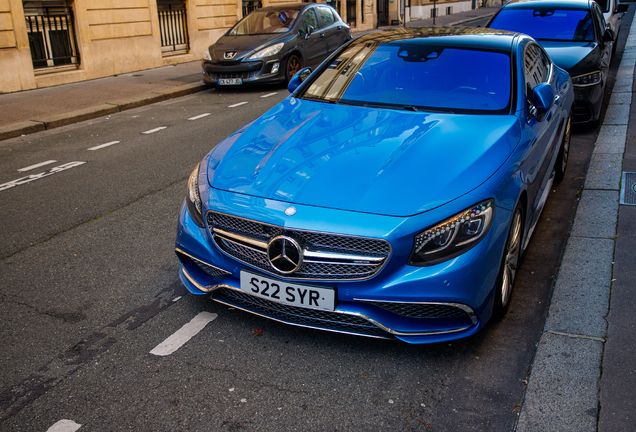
[285,206,297,216]
[267,235,303,274]
[224,52,237,59]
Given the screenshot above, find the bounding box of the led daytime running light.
[188,163,202,215]
[572,71,601,86]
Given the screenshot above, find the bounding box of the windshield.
[301,41,511,114]
[229,9,299,35]
[489,8,595,42]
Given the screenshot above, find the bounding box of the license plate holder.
[218,78,243,85]
[239,270,336,311]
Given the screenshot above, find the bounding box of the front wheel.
[285,54,302,83]
[555,110,572,183]
[493,204,524,319]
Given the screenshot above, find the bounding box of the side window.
[317,6,336,27]
[299,8,319,36]
[524,44,550,101]
[592,3,606,38]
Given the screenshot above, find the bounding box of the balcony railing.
[24,5,79,70]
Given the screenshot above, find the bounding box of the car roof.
[256,3,321,12]
[502,0,592,10]
[354,27,521,52]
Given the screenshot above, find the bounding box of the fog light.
[271,62,280,74]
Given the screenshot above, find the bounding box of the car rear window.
[301,41,511,114]
[489,7,595,42]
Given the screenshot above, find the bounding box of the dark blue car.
[176,27,574,344]
[487,0,615,124]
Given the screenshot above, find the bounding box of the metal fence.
[158,4,189,54]
[24,6,79,69]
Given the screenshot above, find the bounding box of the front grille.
[364,301,471,319]
[213,288,390,337]
[206,70,259,80]
[194,259,228,278]
[206,212,392,281]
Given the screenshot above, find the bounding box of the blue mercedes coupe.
[176,27,574,344]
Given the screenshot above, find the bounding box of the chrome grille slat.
[206,211,391,281]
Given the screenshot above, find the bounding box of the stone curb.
[0,82,210,142]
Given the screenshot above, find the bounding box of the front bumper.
[175,190,512,344]
[202,59,285,85]
[572,81,604,123]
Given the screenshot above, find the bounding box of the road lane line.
[261,92,278,98]
[142,126,167,134]
[88,141,120,151]
[150,312,217,356]
[17,160,56,172]
[188,113,212,121]
[228,102,248,108]
[47,420,81,432]
[1,162,86,192]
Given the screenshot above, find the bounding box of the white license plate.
[240,271,335,311]
[218,78,242,85]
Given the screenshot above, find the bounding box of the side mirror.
[288,67,313,93]
[617,3,628,13]
[304,25,314,39]
[603,26,615,42]
[532,83,555,119]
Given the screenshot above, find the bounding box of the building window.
[23,1,79,70]
[157,0,190,56]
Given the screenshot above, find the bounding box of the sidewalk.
[0,5,500,142]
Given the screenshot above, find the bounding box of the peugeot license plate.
[240,271,335,311]
[218,78,242,85]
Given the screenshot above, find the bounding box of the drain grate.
[620,172,636,205]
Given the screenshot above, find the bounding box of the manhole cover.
[620,172,636,205]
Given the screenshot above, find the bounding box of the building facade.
[1,0,476,93]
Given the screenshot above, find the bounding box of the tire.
[493,203,524,319]
[554,110,572,183]
[285,54,302,83]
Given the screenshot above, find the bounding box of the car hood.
[207,98,521,217]
[212,34,289,61]
[539,41,599,75]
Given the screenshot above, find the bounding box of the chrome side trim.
[181,266,228,293]
[214,285,474,337]
[175,247,231,275]
[354,298,478,325]
[303,249,385,264]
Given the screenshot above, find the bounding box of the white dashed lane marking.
[228,102,248,108]
[88,141,120,151]
[17,160,56,172]
[0,162,86,192]
[150,312,217,357]
[46,419,81,432]
[261,92,278,98]
[142,126,167,134]
[188,113,212,121]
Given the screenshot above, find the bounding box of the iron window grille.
[157,1,190,55]
[23,1,79,70]
[242,0,262,18]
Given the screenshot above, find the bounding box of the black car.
[202,3,351,86]
[487,0,614,124]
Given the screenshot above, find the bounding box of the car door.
[591,2,612,69]
[297,8,328,67]
[524,43,562,230]
[316,6,339,54]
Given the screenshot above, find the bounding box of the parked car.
[177,27,574,344]
[201,3,351,86]
[487,0,614,124]
[595,0,628,53]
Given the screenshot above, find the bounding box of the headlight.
[571,71,601,86]
[186,163,205,227]
[248,43,284,60]
[408,199,494,266]
[203,49,212,61]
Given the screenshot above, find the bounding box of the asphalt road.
[0,36,623,431]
